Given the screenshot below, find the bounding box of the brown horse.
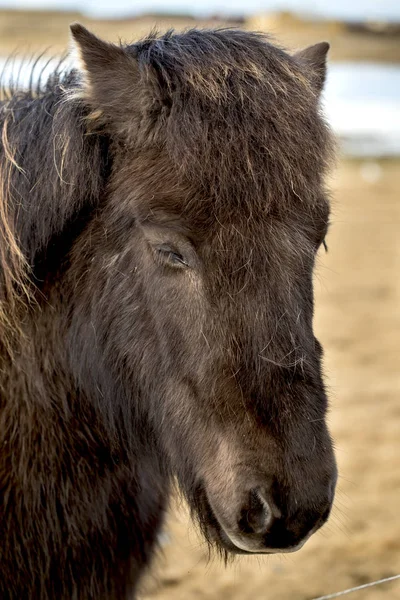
[0,25,336,599]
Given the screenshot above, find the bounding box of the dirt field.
[139,159,400,599]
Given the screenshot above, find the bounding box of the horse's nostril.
[238,489,274,535]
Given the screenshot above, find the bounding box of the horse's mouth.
[204,514,256,555]
[194,486,249,554]
[199,488,318,556]
[208,523,276,555]
[206,516,309,555]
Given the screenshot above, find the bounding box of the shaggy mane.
[0,65,103,351]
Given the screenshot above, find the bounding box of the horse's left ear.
[294,42,330,94]
[70,23,139,127]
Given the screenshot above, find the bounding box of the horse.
[0,24,337,599]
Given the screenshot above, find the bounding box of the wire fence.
[311,573,400,600]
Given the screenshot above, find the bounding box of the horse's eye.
[156,244,188,267]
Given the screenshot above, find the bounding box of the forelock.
[133,29,334,220]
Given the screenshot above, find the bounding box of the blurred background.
[1,1,399,599]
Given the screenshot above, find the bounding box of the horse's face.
[72,26,337,554]
[130,209,336,555]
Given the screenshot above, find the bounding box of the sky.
[2,0,400,21]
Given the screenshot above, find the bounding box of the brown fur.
[0,26,336,599]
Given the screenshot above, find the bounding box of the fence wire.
[312,573,400,600]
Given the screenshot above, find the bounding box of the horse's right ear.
[70,24,139,126]
[294,42,330,94]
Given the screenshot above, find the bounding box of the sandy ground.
[138,158,400,600]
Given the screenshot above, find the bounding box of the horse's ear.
[294,42,329,94]
[70,23,139,125]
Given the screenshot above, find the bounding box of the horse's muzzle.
[207,484,335,555]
